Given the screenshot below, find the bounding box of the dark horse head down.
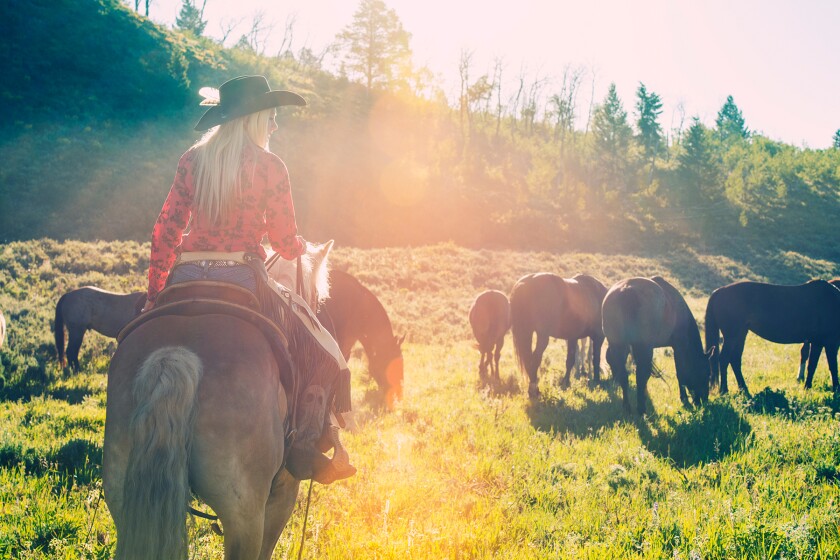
[510,272,607,398]
[318,269,404,409]
[602,276,709,415]
[705,279,840,395]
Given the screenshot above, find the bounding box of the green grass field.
[1,240,840,559]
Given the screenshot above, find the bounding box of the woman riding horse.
[140,75,354,486]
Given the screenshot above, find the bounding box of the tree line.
[2,0,838,264]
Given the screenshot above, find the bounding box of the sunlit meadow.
[1,240,839,559]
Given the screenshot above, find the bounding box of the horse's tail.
[509,285,532,377]
[704,295,720,386]
[116,347,202,560]
[54,295,67,368]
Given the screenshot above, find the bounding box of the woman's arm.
[146,157,193,303]
[263,155,305,259]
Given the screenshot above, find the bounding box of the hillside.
[1,0,839,266]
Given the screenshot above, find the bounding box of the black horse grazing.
[795,279,840,382]
[469,290,511,384]
[318,269,405,408]
[54,286,146,371]
[510,272,607,398]
[706,279,840,395]
[602,276,709,415]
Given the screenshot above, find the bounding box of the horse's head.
[369,333,405,409]
[266,240,333,311]
[679,347,712,407]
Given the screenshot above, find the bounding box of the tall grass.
[1,240,839,558]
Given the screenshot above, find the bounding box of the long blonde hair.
[191,109,274,225]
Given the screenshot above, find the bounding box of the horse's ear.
[396,334,406,347]
[311,239,334,256]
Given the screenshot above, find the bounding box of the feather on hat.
[193,75,306,131]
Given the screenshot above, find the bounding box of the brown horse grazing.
[510,272,607,398]
[602,276,709,415]
[103,244,331,560]
[706,279,840,395]
[317,269,404,408]
[469,290,511,384]
[796,279,840,382]
[54,287,146,370]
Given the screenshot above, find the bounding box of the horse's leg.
[574,339,586,378]
[192,450,271,560]
[592,335,604,382]
[824,343,839,393]
[798,342,810,383]
[678,377,692,408]
[606,344,631,413]
[258,470,301,560]
[725,330,751,396]
[804,343,823,389]
[66,326,86,371]
[528,333,550,398]
[493,336,503,383]
[719,329,746,395]
[478,349,488,381]
[632,345,653,416]
[561,338,577,389]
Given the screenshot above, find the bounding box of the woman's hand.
[141,298,156,313]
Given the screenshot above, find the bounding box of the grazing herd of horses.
[16,242,839,558]
[470,274,840,415]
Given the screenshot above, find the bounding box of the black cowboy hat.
[194,75,307,131]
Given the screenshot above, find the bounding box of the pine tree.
[336,0,412,90]
[635,83,663,156]
[175,0,207,37]
[635,82,664,183]
[833,128,840,149]
[715,95,748,141]
[592,83,633,193]
[677,117,720,201]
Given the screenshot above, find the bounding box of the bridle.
[264,251,307,301]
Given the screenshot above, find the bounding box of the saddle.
[117,280,297,401]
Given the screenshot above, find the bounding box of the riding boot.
[285,384,327,480]
[312,424,356,485]
[285,385,356,484]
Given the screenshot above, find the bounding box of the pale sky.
[149,0,840,148]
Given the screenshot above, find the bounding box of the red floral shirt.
[146,146,305,301]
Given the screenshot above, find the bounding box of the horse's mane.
[330,269,394,334]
